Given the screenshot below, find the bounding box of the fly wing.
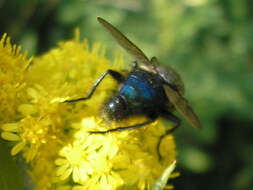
[97,17,155,70]
[163,85,202,129]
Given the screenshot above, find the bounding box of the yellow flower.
[55,117,124,189]
[55,116,175,189]
[0,34,32,123]
[0,32,176,190]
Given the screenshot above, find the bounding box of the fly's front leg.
[64,69,124,103]
[157,112,181,160]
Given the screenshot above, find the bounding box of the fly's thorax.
[101,95,129,121]
[117,69,169,116]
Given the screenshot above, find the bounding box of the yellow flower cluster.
[0,32,176,190]
[0,33,32,123]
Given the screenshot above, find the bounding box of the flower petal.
[1,123,19,132]
[18,104,37,115]
[11,141,26,155]
[1,131,20,141]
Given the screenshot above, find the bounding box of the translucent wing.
[97,17,155,70]
[163,85,202,129]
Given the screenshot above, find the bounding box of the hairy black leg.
[89,117,156,134]
[157,112,181,160]
[64,69,124,103]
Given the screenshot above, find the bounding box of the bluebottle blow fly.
[65,17,202,159]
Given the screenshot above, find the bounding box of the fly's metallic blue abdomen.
[119,70,167,111]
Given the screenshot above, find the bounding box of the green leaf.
[0,140,25,190]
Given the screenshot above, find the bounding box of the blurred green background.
[0,0,253,189]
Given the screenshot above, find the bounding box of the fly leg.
[157,112,181,160]
[89,117,156,133]
[64,69,124,103]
